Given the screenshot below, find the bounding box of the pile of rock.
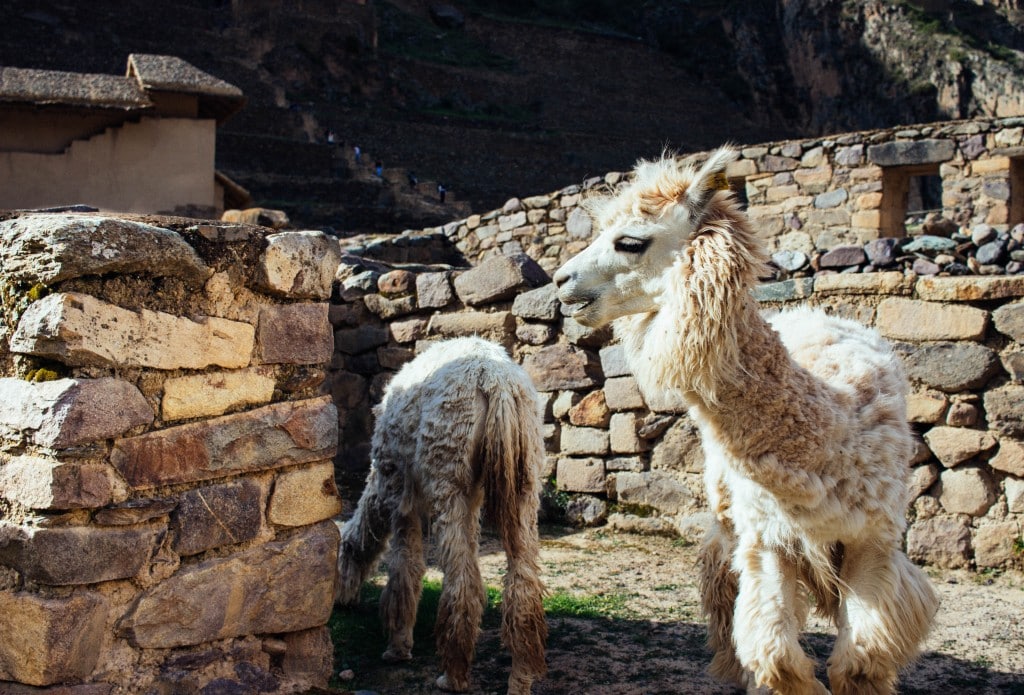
[770,220,1024,279]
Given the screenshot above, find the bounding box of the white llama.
[335,336,547,695]
[553,147,938,695]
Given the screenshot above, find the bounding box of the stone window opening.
[879,164,943,237]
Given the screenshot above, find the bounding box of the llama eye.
[614,236,650,254]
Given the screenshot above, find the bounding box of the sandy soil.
[333,526,1024,695]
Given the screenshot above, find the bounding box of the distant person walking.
[407,171,418,189]
[437,183,447,204]
[375,161,383,177]
[353,145,362,164]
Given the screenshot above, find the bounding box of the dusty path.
[331,526,1024,695]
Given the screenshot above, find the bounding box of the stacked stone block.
[0,214,343,693]
[331,250,1024,571]
[414,116,1024,273]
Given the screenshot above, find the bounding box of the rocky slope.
[2,0,1023,229]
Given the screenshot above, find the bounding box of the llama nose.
[552,266,571,288]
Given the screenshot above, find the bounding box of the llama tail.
[480,378,548,691]
[335,466,392,605]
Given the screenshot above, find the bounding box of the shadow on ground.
[324,576,1023,695]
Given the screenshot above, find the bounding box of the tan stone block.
[556,457,605,493]
[120,521,338,648]
[746,204,784,219]
[726,158,756,178]
[800,146,824,168]
[427,311,515,343]
[766,185,800,202]
[971,157,1010,175]
[876,298,988,341]
[973,521,1021,569]
[0,456,125,510]
[0,522,164,585]
[559,425,609,456]
[259,231,341,300]
[939,466,996,516]
[915,276,1024,301]
[111,396,337,489]
[907,391,948,424]
[603,376,645,411]
[793,165,833,191]
[568,390,610,428]
[781,195,814,212]
[856,192,883,209]
[162,368,276,421]
[614,470,698,515]
[389,317,428,344]
[0,591,108,686]
[0,377,153,448]
[985,203,1009,225]
[11,292,254,370]
[1006,477,1024,513]
[849,165,883,180]
[806,208,851,227]
[990,438,1024,477]
[609,412,648,454]
[269,462,343,527]
[813,271,911,296]
[851,209,881,229]
[923,426,997,468]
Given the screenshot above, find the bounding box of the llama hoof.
[381,647,412,662]
[436,673,470,692]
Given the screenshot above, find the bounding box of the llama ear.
[686,146,738,214]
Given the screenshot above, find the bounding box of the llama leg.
[828,542,938,695]
[336,467,394,605]
[501,483,547,695]
[379,510,426,662]
[732,539,828,695]
[699,519,747,688]
[433,490,486,693]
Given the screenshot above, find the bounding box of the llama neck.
[617,292,780,412]
[620,294,836,494]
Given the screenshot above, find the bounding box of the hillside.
[2,0,1023,231]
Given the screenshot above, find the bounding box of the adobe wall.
[0,118,219,218]
[0,213,343,693]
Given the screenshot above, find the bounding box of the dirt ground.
[330,525,1024,695]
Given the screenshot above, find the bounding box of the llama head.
[552,146,739,327]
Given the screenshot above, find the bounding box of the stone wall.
[0,214,343,693]
[330,251,1024,573]
[426,115,1024,274]
[4,114,1024,693]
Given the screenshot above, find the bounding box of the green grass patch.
[543,590,630,619]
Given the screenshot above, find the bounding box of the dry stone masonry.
[429,115,1024,277]
[0,214,342,694]
[330,253,1024,572]
[331,116,1024,575]
[3,115,1024,693]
